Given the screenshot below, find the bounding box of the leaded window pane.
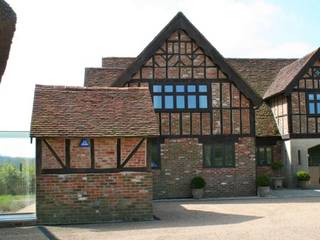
[164,85,173,92]
[176,95,185,109]
[187,85,196,92]
[199,95,208,108]
[188,95,196,109]
[153,85,162,93]
[165,95,174,109]
[176,85,185,92]
[153,96,162,109]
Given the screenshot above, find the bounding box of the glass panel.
[317,94,320,100]
[187,95,196,109]
[164,85,173,92]
[150,141,160,169]
[165,95,174,109]
[187,85,196,93]
[203,145,212,167]
[199,95,208,108]
[176,96,185,109]
[266,147,272,165]
[258,147,266,165]
[213,144,223,167]
[199,85,207,92]
[176,85,185,93]
[153,85,162,93]
[0,132,35,214]
[225,144,234,167]
[153,96,162,109]
[309,102,315,114]
[309,94,314,100]
[317,103,320,114]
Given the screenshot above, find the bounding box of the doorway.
[308,145,320,187]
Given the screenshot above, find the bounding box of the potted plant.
[256,175,271,197]
[296,171,310,189]
[271,160,284,189]
[191,176,206,199]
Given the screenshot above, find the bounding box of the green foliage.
[271,160,284,171]
[0,194,34,212]
[0,162,35,195]
[296,171,310,181]
[191,176,206,189]
[256,175,271,187]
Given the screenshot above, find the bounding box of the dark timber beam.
[41,167,149,174]
[116,138,121,168]
[43,139,65,168]
[120,138,145,168]
[36,138,42,176]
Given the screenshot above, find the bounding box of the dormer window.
[151,83,209,111]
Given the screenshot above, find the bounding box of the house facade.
[31,12,320,223]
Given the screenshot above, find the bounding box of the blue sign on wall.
[79,138,90,147]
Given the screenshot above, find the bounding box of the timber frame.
[112,12,261,106]
[36,137,148,175]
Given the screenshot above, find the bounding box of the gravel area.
[1,196,320,240]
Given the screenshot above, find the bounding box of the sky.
[0,0,320,133]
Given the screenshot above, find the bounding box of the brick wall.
[152,137,256,199]
[37,172,153,224]
[37,137,152,224]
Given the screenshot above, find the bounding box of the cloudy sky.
[0,0,320,133]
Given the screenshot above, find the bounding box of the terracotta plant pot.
[192,188,204,199]
[298,180,308,189]
[258,186,271,197]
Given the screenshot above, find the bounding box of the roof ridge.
[35,84,149,91]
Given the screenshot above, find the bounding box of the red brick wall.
[36,172,153,224]
[42,138,65,169]
[95,138,116,168]
[70,139,91,168]
[37,137,151,224]
[120,138,146,167]
[152,137,256,199]
[40,137,146,170]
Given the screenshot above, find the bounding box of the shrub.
[296,171,310,181]
[256,175,271,187]
[271,160,284,171]
[191,176,206,189]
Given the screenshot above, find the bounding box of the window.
[256,146,272,166]
[151,83,209,111]
[307,93,320,115]
[203,142,235,168]
[148,138,161,169]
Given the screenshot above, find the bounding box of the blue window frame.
[151,83,209,111]
[307,93,320,115]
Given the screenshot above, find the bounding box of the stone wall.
[152,137,256,199]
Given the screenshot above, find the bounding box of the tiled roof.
[227,58,296,136]
[84,68,124,87]
[264,49,318,99]
[31,85,159,137]
[0,0,16,82]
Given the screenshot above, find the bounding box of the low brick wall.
[153,137,256,199]
[37,172,153,224]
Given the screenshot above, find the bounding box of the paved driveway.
[2,196,320,240]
